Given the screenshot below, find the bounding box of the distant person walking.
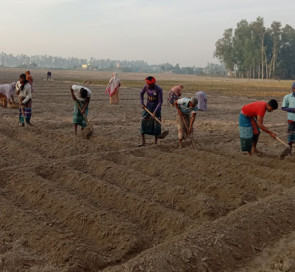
[70,85,92,135]
[16,73,33,126]
[167,85,183,106]
[105,72,121,104]
[47,71,52,81]
[0,82,16,107]
[139,76,163,146]
[281,82,295,152]
[25,70,34,92]
[239,100,278,155]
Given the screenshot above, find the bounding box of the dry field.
[1,68,295,272]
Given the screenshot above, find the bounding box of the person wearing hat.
[239,99,278,155]
[282,82,295,152]
[174,96,198,148]
[139,76,163,146]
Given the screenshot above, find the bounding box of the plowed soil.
[1,68,295,272]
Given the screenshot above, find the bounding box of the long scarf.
[105,73,120,96]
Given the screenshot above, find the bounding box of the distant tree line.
[0,52,226,76]
[215,17,295,79]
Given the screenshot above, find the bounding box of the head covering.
[145,76,156,85]
[190,96,198,105]
[25,70,33,83]
[292,82,295,89]
[105,72,120,96]
[196,91,207,111]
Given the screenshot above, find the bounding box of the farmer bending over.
[70,85,92,135]
[239,99,278,155]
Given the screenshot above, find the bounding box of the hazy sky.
[1,0,294,67]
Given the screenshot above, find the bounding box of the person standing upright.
[139,76,163,146]
[105,72,121,104]
[16,73,32,126]
[282,82,295,153]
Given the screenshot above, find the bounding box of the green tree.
[214,28,234,71]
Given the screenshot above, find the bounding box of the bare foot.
[251,148,261,154]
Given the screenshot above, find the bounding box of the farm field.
[1,67,295,272]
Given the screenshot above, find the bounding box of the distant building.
[82,64,91,69]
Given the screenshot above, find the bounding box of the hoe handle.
[276,136,289,148]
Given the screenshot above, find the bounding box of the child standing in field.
[70,85,92,135]
[281,82,295,153]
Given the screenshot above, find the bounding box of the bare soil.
[1,68,295,272]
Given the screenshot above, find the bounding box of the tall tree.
[214,28,235,71]
[268,21,281,78]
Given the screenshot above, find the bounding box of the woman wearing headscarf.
[139,76,163,146]
[16,73,32,126]
[105,72,121,104]
[25,70,34,92]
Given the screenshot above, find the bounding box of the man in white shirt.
[70,85,92,135]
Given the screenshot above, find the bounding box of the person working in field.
[16,73,33,126]
[0,82,16,108]
[139,76,163,146]
[25,70,34,92]
[239,99,278,155]
[105,72,121,104]
[167,85,183,106]
[47,71,52,81]
[70,85,92,135]
[281,82,295,152]
[174,96,199,148]
[196,91,208,111]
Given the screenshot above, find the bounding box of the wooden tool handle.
[276,136,289,148]
[144,107,163,127]
[17,94,26,126]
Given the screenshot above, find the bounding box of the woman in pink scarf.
[105,73,121,104]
